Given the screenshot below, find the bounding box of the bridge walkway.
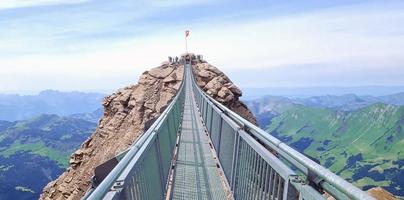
[170,65,228,200]
[85,62,375,200]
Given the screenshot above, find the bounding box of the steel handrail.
[86,65,185,200]
[189,65,375,200]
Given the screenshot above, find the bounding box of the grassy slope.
[0,140,70,167]
[0,114,96,167]
[0,114,96,199]
[266,103,404,196]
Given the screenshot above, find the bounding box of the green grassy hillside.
[0,114,96,199]
[266,103,404,197]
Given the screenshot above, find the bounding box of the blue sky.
[0,0,404,93]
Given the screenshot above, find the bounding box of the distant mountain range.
[1,89,403,198]
[0,90,105,121]
[242,86,404,100]
[245,93,404,197]
[69,108,104,123]
[246,92,404,128]
[0,114,97,200]
[293,93,404,110]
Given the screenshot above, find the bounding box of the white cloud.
[0,34,186,91]
[0,0,89,9]
[148,0,216,8]
[190,4,404,71]
[1,1,404,91]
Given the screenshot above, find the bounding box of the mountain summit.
[40,55,257,199]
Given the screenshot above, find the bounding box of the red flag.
[185,30,190,37]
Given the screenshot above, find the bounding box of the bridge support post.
[154,134,166,197]
[230,130,240,191]
[216,116,223,159]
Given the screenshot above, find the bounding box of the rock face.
[192,61,258,125]
[40,63,184,200]
[323,186,398,200]
[367,187,398,200]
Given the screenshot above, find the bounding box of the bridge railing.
[190,64,375,200]
[85,67,186,200]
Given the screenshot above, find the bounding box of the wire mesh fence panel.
[166,112,176,150]
[210,111,221,151]
[231,133,298,200]
[122,143,164,200]
[157,122,173,180]
[206,106,213,135]
[204,101,209,122]
[218,117,236,183]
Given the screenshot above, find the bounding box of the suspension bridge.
[84,57,375,200]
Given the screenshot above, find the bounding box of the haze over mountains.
[241,86,404,100]
[0,90,104,121]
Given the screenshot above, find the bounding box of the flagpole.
[185,35,188,53]
[185,30,189,53]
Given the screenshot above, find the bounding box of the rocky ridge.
[40,58,258,199]
[192,61,257,125]
[367,187,398,200]
[324,187,398,200]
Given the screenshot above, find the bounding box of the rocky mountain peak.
[193,61,257,125]
[40,58,257,199]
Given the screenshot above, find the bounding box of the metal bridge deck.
[86,63,374,200]
[171,67,227,200]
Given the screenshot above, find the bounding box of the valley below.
[1,89,403,199]
[0,114,98,199]
[0,91,103,199]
